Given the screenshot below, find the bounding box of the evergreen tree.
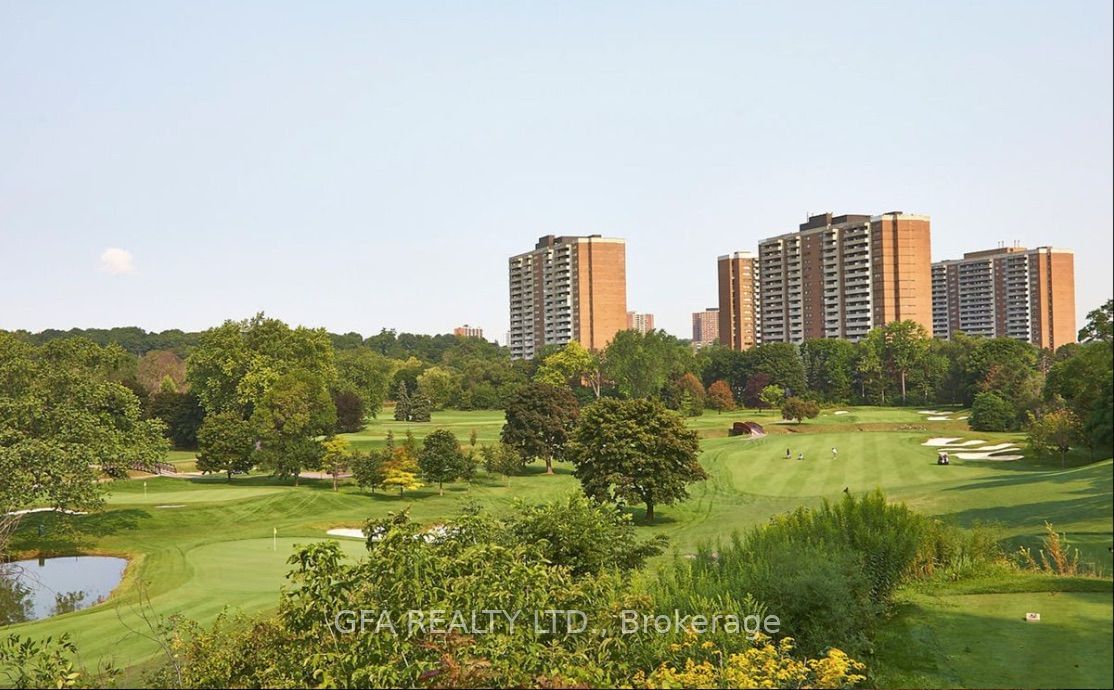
[393,382,411,421]
[409,391,432,422]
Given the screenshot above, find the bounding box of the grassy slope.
[6,405,1111,685]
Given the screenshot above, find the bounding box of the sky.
[2,1,1111,341]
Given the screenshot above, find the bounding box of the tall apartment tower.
[717,252,760,350]
[626,311,655,334]
[931,246,1075,349]
[507,235,627,360]
[757,212,932,343]
[691,308,720,347]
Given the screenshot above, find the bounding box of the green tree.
[568,398,705,522]
[1027,407,1082,467]
[0,334,167,532]
[781,396,820,425]
[534,341,603,397]
[603,330,689,399]
[148,390,205,449]
[196,412,257,481]
[880,321,931,403]
[856,329,887,403]
[321,436,355,491]
[480,443,526,485]
[418,429,466,495]
[416,366,461,410]
[970,391,1018,432]
[501,383,580,475]
[186,313,336,417]
[747,343,807,397]
[1078,299,1113,343]
[675,373,706,416]
[351,449,387,494]
[392,381,411,421]
[335,348,395,418]
[1084,372,1114,455]
[408,391,432,422]
[506,493,667,576]
[800,339,856,402]
[759,384,785,410]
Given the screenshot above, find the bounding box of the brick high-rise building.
[626,311,655,334]
[932,245,1075,349]
[507,235,627,360]
[757,211,932,343]
[691,308,720,347]
[717,251,760,350]
[453,324,484,338]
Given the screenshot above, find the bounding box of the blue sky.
[2,1,1111,340]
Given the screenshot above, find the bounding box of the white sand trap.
[940,440,986,447]
[155,504,186,509]
[918,410,941,415]
[923,437,963,446]
[927,416,953,421]
[327,524,455,543]
[973,443,1019,452]
[327,528,366,539]
[955,452,1023,461]
[957,415,969,420]
[833,410,850,415]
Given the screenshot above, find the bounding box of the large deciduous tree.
[0,334,167,551]
[187,313,336,417]
[196,411,257,481]
[1078,299,1113,343]
[568,398,704,522]
[534,341,603,398]
[501,383,579,475]
[335,348,395,419]
[603,330,690,399]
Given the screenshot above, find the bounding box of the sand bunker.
[927,416,953,421]
[924,437,1021,461]
[923,437,962,446]
[918,410,941,415]
[833,411,850,415]
[327,528,366,539]
[954,451,1023,461]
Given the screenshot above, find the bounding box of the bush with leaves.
[780,396,820,424]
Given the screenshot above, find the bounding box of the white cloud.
[99,247,135,274]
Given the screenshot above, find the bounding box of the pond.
[0,556,128,625]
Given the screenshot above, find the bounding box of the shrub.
[970,391,1018,431]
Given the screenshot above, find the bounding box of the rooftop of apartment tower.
[533,234,625,250]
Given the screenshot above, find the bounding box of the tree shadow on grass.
[873,592,1113,689]
[942,459,1113,494]
[7,509,149,556]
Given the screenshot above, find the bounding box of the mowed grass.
[874,578,1113,688]
[6,405,1112,685]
